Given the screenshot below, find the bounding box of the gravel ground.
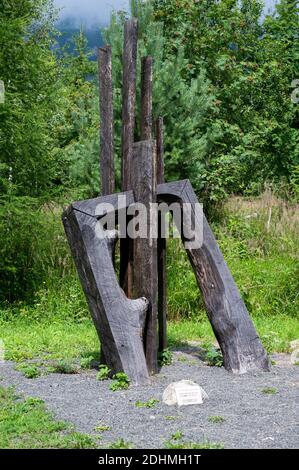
[0,349,298,449]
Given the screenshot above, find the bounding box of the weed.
[51,360,78,374]
[109,439,133,449]
[15,364,40,379]
[94,424,111,432]
[96,365,111,381]
[205,347,224,367]
[158,348,173,366]
[177,355,187,362]
[109,373,130,391]
[164,440,224,449]
[261,387,278,394]
[208,416,226,424]
[135,398,159,408]
[80,355,94,369]
[171,431,184,441]
[165,416,181,421]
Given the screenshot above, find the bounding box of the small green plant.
[171,430,184,441]
[135,398,159,408]
[158,348,173,366]
[94,424,111,432]
[16,364,40,379]
[205,347,224,367]
[164,440,224,449]
[80,356,94,369]
[177,355,187,362]
[261,387,278,395]
[109,438,133,449]
[165,415,181,421]
[96,365,111,381]
[52,361,78,374]
[109,373,130,391]
[208,415,226,424]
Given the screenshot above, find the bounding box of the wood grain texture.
[99,46,114,196]
[158,180,270,373]
[121,18,138,192]
[140,57,153,141]
[120,18,138,298]
[132,141,158,374]
[62,206,150,385]
[66,179,270,375]
[156,117,167,352]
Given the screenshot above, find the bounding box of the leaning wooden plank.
[62,205,150,385]
[98,45,115,196]
[156,117,167,353]
[132,140,158,374]
[159,180,270,373]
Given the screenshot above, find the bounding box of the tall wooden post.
[132,141,158,374]
[98,45,114,196]
[156,117,167,352]
[120,18,138,296]
[121,18,138,191]
[141,57,153,141]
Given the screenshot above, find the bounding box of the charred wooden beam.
[62,205,150,385]
[140,57,153,141]
[98,45,114,196]
[132,140,158,374]
[156,117,167,353]
[120,18,138,298]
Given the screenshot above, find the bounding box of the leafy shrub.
[96,365,111,381]
[109,373,130,391]
[135,398,159,408]
[51,360,78,374]
[16,364,40,379]
[205,347,224,367]
[158,348,173,366]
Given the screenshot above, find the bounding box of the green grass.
[261,387,278,395]
[0,318,99,362]
[167,316,299,354]
[208,416,226,424]
[164,440,224,449]
[109,373,130,391]
[0,313,298,366]
[0,386,96,449]
[109,439,133,449]
[15,364,41,379]
[51,360,78,374]
[135,398,159,408]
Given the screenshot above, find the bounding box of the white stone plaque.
[175,382,203,406]
[163,380,207,407]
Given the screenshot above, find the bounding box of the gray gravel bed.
[0,351,298,449]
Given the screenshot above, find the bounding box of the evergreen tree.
[152,0,299,198]
[0,0,60,197]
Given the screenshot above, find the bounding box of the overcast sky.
[54,0,277,27]
[54,0,129,25]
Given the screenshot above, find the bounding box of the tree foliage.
[153,0,299,199]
